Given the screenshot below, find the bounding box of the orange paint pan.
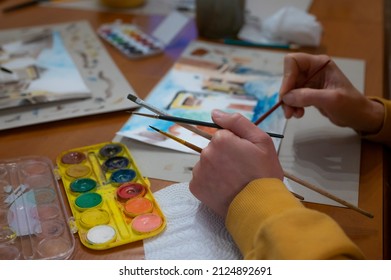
[123,197,153,217]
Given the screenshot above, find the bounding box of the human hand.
[189,110,284,218]
[279,53,384,134]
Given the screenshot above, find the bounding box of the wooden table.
[0,0,387,259]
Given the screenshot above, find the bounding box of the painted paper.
[118,40,287,154]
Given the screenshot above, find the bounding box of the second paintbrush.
[131,112,284,139]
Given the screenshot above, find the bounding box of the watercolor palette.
[56,142,166,250]
[97,21,165,59]
[0,156,75,260]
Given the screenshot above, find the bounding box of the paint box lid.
[0,156,75,260]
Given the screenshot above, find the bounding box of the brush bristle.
[149,125,159,132]
[127,93,138,102]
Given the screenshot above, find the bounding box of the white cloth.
[239,6,322,46]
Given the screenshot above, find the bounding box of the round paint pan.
[61,151,86,165]
[35,203,60,220]
[86,224,116,245]
[65,164,91,179]
[0,226,17,245]
[116,182,146,202]
[75,192,102,211]
[102,156,130,172]
[123,197,153,218]
[29,187,56,204]
[0,245,20,260]
[131,213,163,234]
[110,169,136,185]
[37,238,73,259]
[80,209,110,229]
[70,178,97,193]
[99,143,123,158]
[24,174,52,189]
[21,160,49,176]
[35,220,65,238]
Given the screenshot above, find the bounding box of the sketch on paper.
[117,40,287,154]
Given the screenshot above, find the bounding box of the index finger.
[211,110,270,144]
[279,53,331,95]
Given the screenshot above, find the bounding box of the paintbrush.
[149,125,203,153]
[149,125,303,201]
[150,126,374,218]
[283,171,374,218]
[0,66,12,74]
[132,112,284,139]
[127,94,213,140]
[254,59,332,125]
[3,0,49,13]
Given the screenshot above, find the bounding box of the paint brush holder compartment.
[0,156,75,260]
[56,142,166,250]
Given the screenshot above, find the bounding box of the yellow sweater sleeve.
[226,178,365,259]
[363,97,391,146]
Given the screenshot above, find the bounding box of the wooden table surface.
[0,0,387,259]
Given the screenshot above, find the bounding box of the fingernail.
[212,109,228,119]
[282,93,294,104]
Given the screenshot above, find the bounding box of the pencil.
[150,127,374,217]
[254,59,332,125]
[131,112,284,139]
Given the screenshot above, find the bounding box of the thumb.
[282,88,333,109]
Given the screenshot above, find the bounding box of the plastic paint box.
[56,142,166,250]
[97,21,165,59]
[0,142,166,259]
[0,156,75,260]
[97,13,190,59]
